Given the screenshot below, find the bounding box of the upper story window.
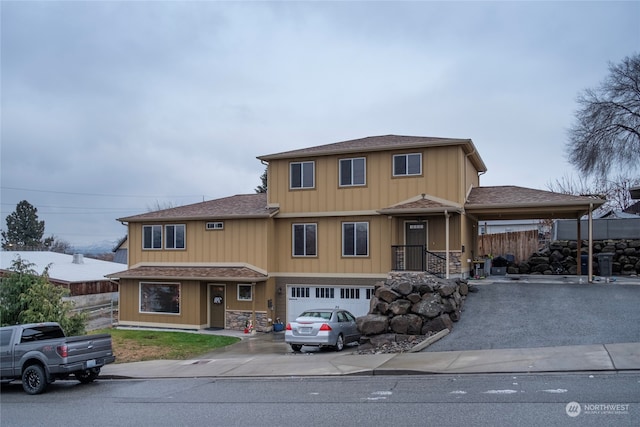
[393,153,422,176]
[292,223,317,257]
[290,161,315,189]
[339,157,366,186]
[342,221,369,257]
[165,224,186,249]
[143,225,162,249]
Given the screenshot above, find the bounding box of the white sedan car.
[285,308,360,352]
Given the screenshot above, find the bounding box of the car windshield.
[299,311,332,320]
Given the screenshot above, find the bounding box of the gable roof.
[465,186,606,220]
[0,251,123,284]
[379,194,463,215]
[257,134,487,173]
[118,194,277,223]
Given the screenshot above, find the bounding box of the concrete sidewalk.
[100,332,640,379]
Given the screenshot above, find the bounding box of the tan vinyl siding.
[268,146,464,214]
[273,216,392,274]
[128,218,270,268]
[427,216,461,251]
[119,279,206,326]
[465,151,480,191]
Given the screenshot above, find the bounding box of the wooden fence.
[478,230,540,263]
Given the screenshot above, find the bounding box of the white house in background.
[0,251,120,307]
[478,219,548,235]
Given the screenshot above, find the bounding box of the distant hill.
[71,240,119,255]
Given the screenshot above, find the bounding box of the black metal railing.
[391,245,447,278]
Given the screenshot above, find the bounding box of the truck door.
[0,329,15,377]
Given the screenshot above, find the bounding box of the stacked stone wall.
[514,239,640,276]
[356,272,469,343]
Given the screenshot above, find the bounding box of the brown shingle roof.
[118,193,277,222]
[106,265,268,281]
[258,134,487,173]
[379,194,462,215]
[466,186,605,207]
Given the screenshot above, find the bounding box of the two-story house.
[108,135,603,331]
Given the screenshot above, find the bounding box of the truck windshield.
[20,325,65,342]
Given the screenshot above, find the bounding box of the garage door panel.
[286,285,373,323]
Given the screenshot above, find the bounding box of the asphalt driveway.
[424,282,640,352]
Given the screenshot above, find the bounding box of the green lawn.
[93,328,240,363]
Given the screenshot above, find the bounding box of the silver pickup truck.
[1,322,115,394]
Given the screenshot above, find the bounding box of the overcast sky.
[1,1,638,248]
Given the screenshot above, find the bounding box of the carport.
[465,186,606,282]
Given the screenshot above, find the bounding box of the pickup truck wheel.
[22,364,48,395]
[75,368,100,384]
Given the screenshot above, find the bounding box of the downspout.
[445,210,450,279]
[588,203,593,283]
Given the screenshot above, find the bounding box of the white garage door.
[286,285,374,323]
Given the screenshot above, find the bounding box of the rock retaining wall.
[356,272,469,347]
[514,239,640,276]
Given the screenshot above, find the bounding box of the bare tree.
[566,53,640,178]
[547,174,639,212]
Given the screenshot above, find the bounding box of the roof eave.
[118,213,276,223]
[258,138,476,161]
[378,207,464,215]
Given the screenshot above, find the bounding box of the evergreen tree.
[1,200,46,250]
[255,168,268,193]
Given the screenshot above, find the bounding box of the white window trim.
[165,224,186,250]
[342,221,369,257]
[290,161,315,189]
[393,153,422,176]
[339,157,366,187]
[142,225,163,250]
[292,223,317,257]
[139,282,181,315]
[206,222,224,230]
[238,284,253,301]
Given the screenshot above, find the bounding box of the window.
[340,288,361,299]
[238,284,253,301]
[292,223,317,256]
[206,222,224,230]
[342,222,369,256]
[165,224,185,249]
[290,161,315,189]
[291,287,310,298]
[393,153,422,176]
[19,325,65,343]
[315,287,335,298]
[143,225,162,249]
[139,283,180,314]
[339,157,366,186]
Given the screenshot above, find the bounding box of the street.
[1,373,638,426]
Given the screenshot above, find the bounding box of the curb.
[409,329,450,353]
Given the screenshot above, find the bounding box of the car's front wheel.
[334,334,344,351]
[290,344,302,352]
[22,364,48,395]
